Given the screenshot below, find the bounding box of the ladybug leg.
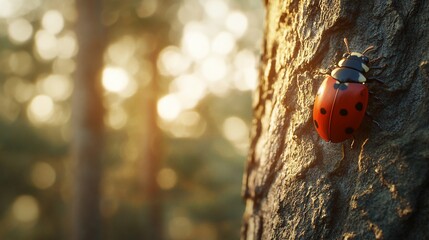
[369,56,385,64]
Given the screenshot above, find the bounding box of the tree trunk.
[242,0,429,239]
[72,0,106,239]
[139,52,164,240]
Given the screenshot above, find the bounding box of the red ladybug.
[313,38,383,143]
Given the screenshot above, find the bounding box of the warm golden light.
[222,116,249,154]
[8,51,34,76]
[181,23,210,60]
[157,46,191,76]
[4,77,34,103]
[170,74,206,108]
[39,74,73,101]
[31,162,56,189]
[157,168,178,190]
[169,216,193,240]
[27,94,54,124]
[35,30,58,60]
[107,36,136,66]
[157,94,182,121]
[42,10,64,35]
[102,66,130,93]
[12,195,40,223]
[226,11,248,38]
[57,31,77,59]
[211,31,235,55]
[137,0,158,18]
[7,18,33,44]
[233,50,258,91]
[199,56,227,82]
[203,0,229,19]
[106,106,128,130]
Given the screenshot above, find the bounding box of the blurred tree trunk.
[72,0,106,239]
[140,50,164,240]
[242,0,429,239]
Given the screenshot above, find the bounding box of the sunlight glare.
[39,74,73,101]
[226,11,248,38]
[35,30,58,60]
[0,0,40,18]
[27,94,54,124]
[107,36,136,66]
[170,74,206,108]
[234,68,258,91]
[203,0,229,19]
[157,94,182,121]
[157,46,191,76]
[200,56,227,82]
[158,110,206,138]
[102,66,130,93]
[12,195,39,223]
[181,22,210,60]
[31,162,56,189]
[223,116,250,155]
[42,10,64,35]
[8,18,33,44]
[211,31,235,55]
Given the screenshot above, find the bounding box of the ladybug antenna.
[362,45,375,55]
[343,38,351,53]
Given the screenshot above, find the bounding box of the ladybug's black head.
[338,52,370,73]
[338,39,373,73]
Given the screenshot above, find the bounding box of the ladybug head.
[339,39,373,73]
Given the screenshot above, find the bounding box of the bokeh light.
[7,18,33,44]
[41,10,64,35]
[102,66,130,93]
[31,162,56,189]
[11,195,40,223]
[157,168,177,190]
[27,94,54,124]
[157,94,183,121]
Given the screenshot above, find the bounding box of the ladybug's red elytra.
[313,38,383,143]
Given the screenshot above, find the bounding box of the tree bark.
[242,0,429,239]
[72,0,106,239]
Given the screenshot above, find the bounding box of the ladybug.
[313,38,383,143]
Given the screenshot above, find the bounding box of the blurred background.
[0,0,263,239]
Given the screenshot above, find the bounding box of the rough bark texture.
[72,0,106,239]
[242,0,429,239]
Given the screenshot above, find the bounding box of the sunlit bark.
[72,0,106,239]
[242,0,429,239]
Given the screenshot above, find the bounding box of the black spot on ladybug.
[334,83,348,91]
[340,109,348,116]
[355,102,363,111]
[320,108,327,115]
[345,127,354,134]
[314,120,319,128]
